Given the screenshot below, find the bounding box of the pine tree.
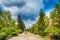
[50,9,56,26]
[38,9,45,24]
[0,11,3,18]
[55,1,60,27]
[37,9,45,34]
[18,14,25,31]
[50,0,60,27]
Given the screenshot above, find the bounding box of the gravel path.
[8,32,47,40]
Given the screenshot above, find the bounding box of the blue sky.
[0,0,59,28]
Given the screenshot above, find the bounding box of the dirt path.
[8,32,47,40]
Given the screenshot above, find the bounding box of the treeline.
[28,3,60,36]
[0,10,25,40]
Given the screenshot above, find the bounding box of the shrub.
[16,30,22,34]
[41,32,48,37]
[33,31,39,34]
[44,26,60,33]
[2,27,17,36]
[45,36,51,40]
[10,32,17,36]
[0,32,7,40]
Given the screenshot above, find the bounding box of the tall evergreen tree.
[55,1,60,27]
[37,9,46,34]
[50,9,56,26]
[38,9,45,24]
[29,9,46,34]
[0,11,3,29]
[50,0,60,27]
[18,14,25,31]
[0,10,16,30]
[0,11,3,18]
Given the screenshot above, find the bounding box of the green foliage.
[0,1,60,40]
[38,9,45,24]
[28,9,46,35]
[33,31,39,34]
[50,10,56,19]
[45,36,51,40]
[0,33,7,40]
[1,27,17,36]
[37,9,46,34]
[17,15,25,31]
[10,32,17,36]
[16,30,22,34]
[50,4,60,27]
[45,26,60,33]
[55,4,60,11]
[0,10,24,40]
[28,3,60,40]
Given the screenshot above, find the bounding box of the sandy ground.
[8,32,47,40]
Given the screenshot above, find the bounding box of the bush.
[2,27,17,36]
[0,33,7,40]
[16,30,22,34]
[10,32,17,36]
[44,26,60,33]
[45,36,51,40]
[33,31,39,34]
[41,32,47,37]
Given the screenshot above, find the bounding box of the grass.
[45,36,51,40]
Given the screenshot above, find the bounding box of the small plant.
[16,30,22,34]
[0,32,7,40]
[33,31,39,34]
[10,32,17,36]
[2,27,17,36]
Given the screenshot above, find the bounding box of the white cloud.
[12,15,17,21]
[4,6,20,14]
[1,0,25,7]
[24,18,38,29]
[19,0,44,14]
[1,0,44,14]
